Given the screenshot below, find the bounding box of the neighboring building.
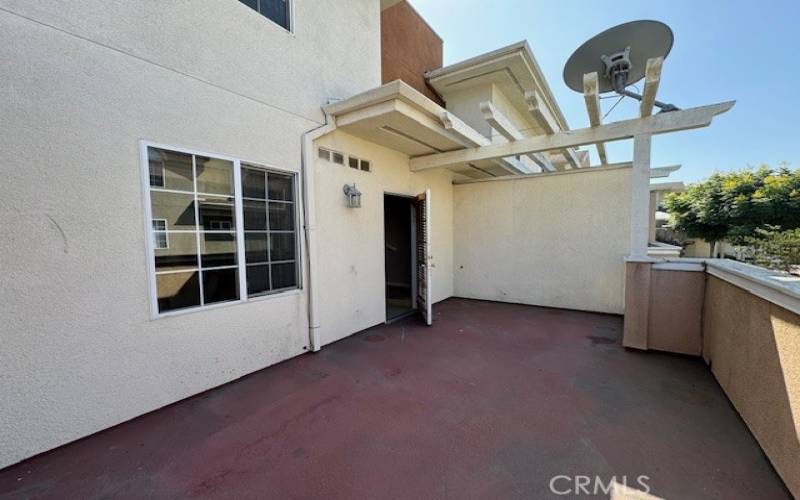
[1,0,642,468]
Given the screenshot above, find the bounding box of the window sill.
[151,287,303,321]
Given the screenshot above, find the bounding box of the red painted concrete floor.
[0,299,791,499]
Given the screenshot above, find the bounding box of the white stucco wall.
[0,0,379,468]
[452,167,632,314]
[313,130,455,346]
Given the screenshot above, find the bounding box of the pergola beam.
[410,101,735,172]
[451,161,683,184]
[439,111,524,175]
[583,72,608,165]
[479,101,554,173]
[639,57,663,118]
[650,164,681,178]
[524,90,581,169]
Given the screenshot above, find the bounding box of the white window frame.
[241,0,294,34]
[139,140,302,320]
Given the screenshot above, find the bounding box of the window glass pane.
[200,232,237,268]
[202,268,239,304]
[240,0,258,10]
[268,202,294,230]
[271,262,297,289]
[155,233,198,271]
[149,147,193,192]
[332,152,344,164]
[196,157,234,195]
[318,148,330,161]
[151,191,196,230]
[245,233,269,263]
[157,271,200,312]
[246,265,270,297]
[198,195,234,231]
[259,0,290,29]
[361,161,370,172]
[267,173,294,201]
[348,157,359,169]
[270,232,295,261]
[242,166,266,199]
[244,200,267,230]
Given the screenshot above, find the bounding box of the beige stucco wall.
[313,130,455,346]
[452,167,632,314]
[0,0,380,468]
[703,277,800,497]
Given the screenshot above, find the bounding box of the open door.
[414,189,432,325]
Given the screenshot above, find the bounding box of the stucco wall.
[0,0,379,468]
[313,130,455,346]
[703,277,800,497]
[452,167,632,314]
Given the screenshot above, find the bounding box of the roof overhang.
[324,80,530,178]
[425,41,570,134]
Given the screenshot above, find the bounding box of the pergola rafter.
[582,72,608,165]
[479,101,555,172]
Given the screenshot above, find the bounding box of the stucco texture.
[313,130,454,347]
[0,0,380,468]
[453,167,632,314]
[702,277,800,497]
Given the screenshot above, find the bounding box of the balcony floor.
[0,298,790,499]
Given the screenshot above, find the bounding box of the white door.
[415,189,432,325]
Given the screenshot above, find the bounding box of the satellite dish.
[563,20,679,112]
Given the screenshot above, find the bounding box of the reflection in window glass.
[156,271,201,312]
[150,191,195,230]
[149,148,193,192]
[198,195,235,231]
[146,146,298,312]
[152,219,168,249]
[147,146,240,313]
[154,232,197,272]
[196,157,234,195]
[200,232,237,268]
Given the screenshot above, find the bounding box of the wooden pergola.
[409,57,735,259]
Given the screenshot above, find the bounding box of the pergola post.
[629,133,652,258]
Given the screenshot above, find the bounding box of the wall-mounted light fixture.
[343,183,362,208]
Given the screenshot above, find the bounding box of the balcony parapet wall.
[623,257,800,497]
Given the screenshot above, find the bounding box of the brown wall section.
[381,1,444,105]
[648,269,704,355]
[703,277,800,497]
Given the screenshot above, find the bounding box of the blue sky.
[411,0,799,183]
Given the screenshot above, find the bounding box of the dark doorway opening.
[384,194,415,321]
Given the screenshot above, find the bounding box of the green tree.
[663,165,800,257]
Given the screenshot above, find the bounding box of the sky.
[411,0,799,183]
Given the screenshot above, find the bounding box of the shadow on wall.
[701,277,800,497]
